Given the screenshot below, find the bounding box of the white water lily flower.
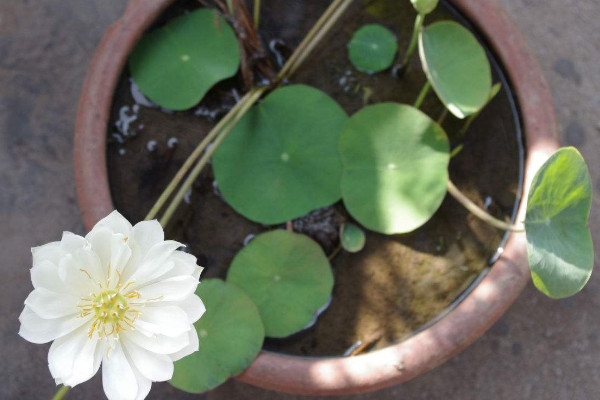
[18,211,205,400]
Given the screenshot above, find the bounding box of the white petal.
[58,254,99,296]
[127,241,182,287]
[32,241,63,267]
[109,233,132,277]
[157,294,205,324]
[48,327,86,382]
[64,337,103,387]
[48,326,102,387]
[131,220,164,253]
[158,250,203,281]
[122,338,174,381]
[192,265,203,281]
[86,227,113,273]
[169,326,200,361]
[59,231,86,253]
[102,343,138,400]
[18,306,89,344]
[79,246,106,284]
[24,288,78,319]
[137,276,198,302]
[133,367,151,400]
[31,260,65,292]
[135,306,190,337]
[95,210,133,236]
[124,330,190,355]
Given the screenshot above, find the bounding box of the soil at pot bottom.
[106,0,523,356]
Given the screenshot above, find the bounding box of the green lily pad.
[213,85,348,225]
[411,0,439,14]
[525,147,593,299]
[341,223,366,253]
[170,279,264,393]
[226,230,334,338]
[348,24,398,73]
[129,9,240,111]
[340,103,449,234]
[419,21,491,118]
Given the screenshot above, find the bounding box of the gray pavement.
[1,0,599,399]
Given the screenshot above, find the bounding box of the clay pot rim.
[74,0,560,396]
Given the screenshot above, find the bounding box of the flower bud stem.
[51,385,70,400]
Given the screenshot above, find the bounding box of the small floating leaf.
[340,103,449,234]
[227,230,334,338]
[129,9,240,110]
[419,21,491,118]
[341,223,366,253]
[170,279,264,393]
[411,0,439,15]
[213,85,348,224]
[348,24,398,73]
[525,147,593,299]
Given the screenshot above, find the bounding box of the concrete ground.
[1,0,599,399]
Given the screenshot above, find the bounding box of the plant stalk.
[225,0,234,14]
[446,180,524,232]
[399,13,425,70]
[253,0,261,30]
[159,87,267,227]
[276,0,348,81]
[144,91,252,221]
[147,0,354,225]
[460,82,502,136]
[287,0,354,77]
[51,386,70,400]
[437,108,448,125]
[414,80,431,109]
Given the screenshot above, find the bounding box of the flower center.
[93,290,128,324]
[78,280,142,340]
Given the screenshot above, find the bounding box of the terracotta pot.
[74,0,560,396]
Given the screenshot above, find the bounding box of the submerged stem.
[414,80,431,109]
[159,87,267,227]
[399,13,425,70]
[51,386,70,400]
[446,180,524,232]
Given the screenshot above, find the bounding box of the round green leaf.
[129,9,240,110]
[340,103,449,234]
[525,147,593,299]
[170,279,264,393]
[348,24,398,73]
[341,223,366,253]
[419,21,491,118]
[411,0,439,14]
[226,230,334,338]
[213,85,348,225]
